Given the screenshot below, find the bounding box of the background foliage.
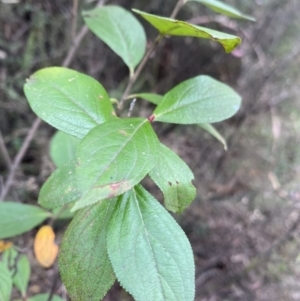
[0,0,300,300]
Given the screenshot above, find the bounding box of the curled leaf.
[133,9,241,53]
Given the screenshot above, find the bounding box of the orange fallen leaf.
[0,240,13,252]
[34,225,58,268]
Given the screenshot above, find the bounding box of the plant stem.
[0,130,11,169]
[118,0,185,110]
[71,0,79,41]
[170,0,185,19]
[0,117,41,201]
[118,35,163,109]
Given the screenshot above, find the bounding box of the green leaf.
[0,202,50,239]
[132,9,241,53]
[13,255,30,297]
[24,67,116,138]
[152,75,241,124]
[72,117,160,211]
[128,93,163,105]
[149,144,196,213]
[39,160,81,209]
[50,131,80,168]
[199,123,227,150]
[83,6,146,73]
[59,199,116,301]
[107,186,195,301]
[185,0,255,21]
[2,248,18,274]
[14,293,64,301]
[0,262,12,301]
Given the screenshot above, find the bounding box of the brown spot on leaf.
[119,130,129,136]
[107,180,131,198]
[93,179,132,200]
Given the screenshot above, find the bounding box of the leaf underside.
[132,9,241,53]
[198,123,227,150]
[186,0,256,21]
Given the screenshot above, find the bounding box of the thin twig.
[46,269,60,301]
[62,0,107,67]
[127,98,136,117]
[62,26,89,67]
[71,0,79,41]
[0,130,12,169]
[118,0,185,109]
[118,34,163,109]
[170,0,185,19]
[0,117,41,201]
[0,0,106,201]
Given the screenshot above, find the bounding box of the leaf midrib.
[133,189,186,301]
[155,91,234,118]
[84,119,147,191]
[49,83,101,125]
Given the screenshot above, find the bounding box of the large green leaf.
[72,117,160,211]
[83,6,146,73]
[39,160,81,209]
[13,255,31,297]
[185,0,255,21]
[24,67,115,138]
[132,9,241,53]
[199,123,227,150]
[50,131,80,168]
[152,75,241,124]
[149,144,196,213]
[0,202,50,239]
[107,186,195,301]
[0,262,12,301]
[128,93,163,105]
[59,199,116,301]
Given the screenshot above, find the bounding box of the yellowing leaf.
[34,226,58,268]
[0,241,13,252]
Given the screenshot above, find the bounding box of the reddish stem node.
[148,115,155,122]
